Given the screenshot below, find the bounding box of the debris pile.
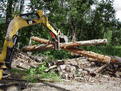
[5,36,121,83]
[12,51,46,70]
[20,36,121,82]
[8,50,121,83]
[47,57,121,82]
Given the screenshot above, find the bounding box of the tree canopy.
[0,0,121,47]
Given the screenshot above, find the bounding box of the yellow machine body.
[0,10,60,79]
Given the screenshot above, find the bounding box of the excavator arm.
[0,10,66,79]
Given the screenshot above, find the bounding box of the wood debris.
[12,51,45,70]
[20,36,121,81]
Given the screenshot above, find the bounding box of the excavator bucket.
[59,34,68,43]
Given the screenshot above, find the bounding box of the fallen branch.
[90,64,109,76]
[45,65,57,72]
[94,64,108,73]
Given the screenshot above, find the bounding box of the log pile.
[22,36,121,64]
[42,57,121,81]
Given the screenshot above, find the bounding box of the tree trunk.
[71,17,77,42]
[6,0,13,26]
[20,0,25,13]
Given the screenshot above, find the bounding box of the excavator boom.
[0,10,67,79]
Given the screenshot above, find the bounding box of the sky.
[113,0,121,21]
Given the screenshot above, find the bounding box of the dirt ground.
[23,79,121,91]
[0,77,121,91]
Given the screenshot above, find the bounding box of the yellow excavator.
[0,10,68,80]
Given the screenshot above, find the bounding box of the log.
[64,48,111,63]
[61,39,108,48]
[31,36,51,44]
[65,48,121,64]
[31,37,108,48]
[111,56,121,63]
[22,44,54,51]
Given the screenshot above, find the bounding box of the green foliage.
[1,0,120,47]
[41,50,71,59]
[0,23,6,47]
[23,63,60,82]
[10,62,60,83]
[111,29,121,45]
[1,0,121,59]
[89,0,116,39]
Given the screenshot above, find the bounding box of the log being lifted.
[31,36,108,48]
[22,37,121,64]
[23,37,108,51]
[31,36,51,44]
[61,39,108,48]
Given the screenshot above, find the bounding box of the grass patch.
[24,63,61,82]
[10,63,61,83]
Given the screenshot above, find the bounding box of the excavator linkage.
[0,10,68,79]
